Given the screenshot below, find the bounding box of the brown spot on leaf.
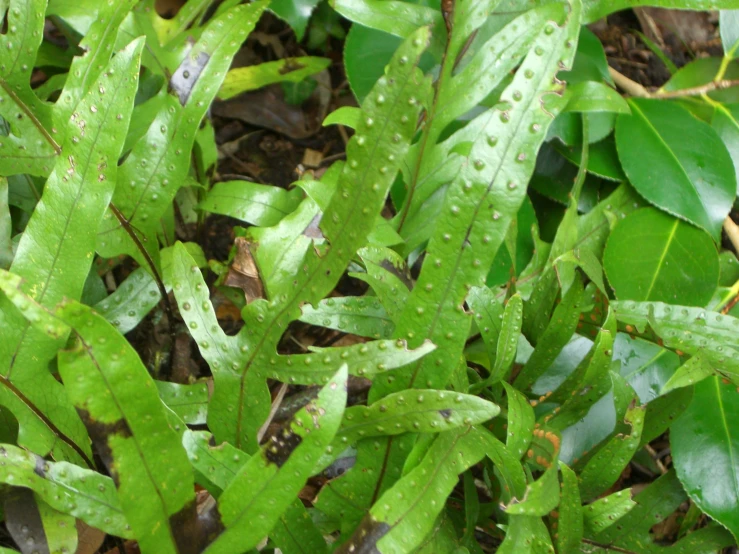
[78,409,132,482]
[170,500,223,554]
[278,59,307,75]
[379,259,413,289]
[439,409,452,419]
[303,213,324,239]
[224,237,264,303]
[334,515,390,553]
[170,50,210,106]
[264,427,302,468]
[33,455,46,478]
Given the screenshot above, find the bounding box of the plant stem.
[609,65,739,100]
[109,203,176,379]
[724,216,739,255]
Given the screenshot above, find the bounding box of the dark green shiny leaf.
[615,99,736,241]
[604,208,719,307]
[672,376,739,540]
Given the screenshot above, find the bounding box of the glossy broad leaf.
[563,81,630,114]
[271,0,322,40]
[603,208,719,307]
[672,376,739,541]
[721,9,739,58]
[615,98,736,242]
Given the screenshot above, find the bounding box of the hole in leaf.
[155,0,185,19]
[0,6,8,35]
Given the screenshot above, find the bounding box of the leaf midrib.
[643,216,678,300]
[628,100,709,227]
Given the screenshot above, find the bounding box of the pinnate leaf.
[0,38,143,464]
[0,443,130,537]
[55,301,194,554]
[0,0,59,176]
[613,301,739,382]
[97,1,268,265]
[335,390,499,446]
[335,427,487,554]
[220,26,431,452]
[204,366,347,554]
[198,180,303,227]
[299,296,394,339]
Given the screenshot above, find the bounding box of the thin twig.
[644,443,668,475]
[609,65,739,100]
[608,67,649,97]
[656,78,739,99]
[337,124,350,146]
[319,151,347,166]
[721,218,739,314]
[256,383,289,443]
[109,203,176,379]
[581,538,637,554]
[725,216,739,255]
